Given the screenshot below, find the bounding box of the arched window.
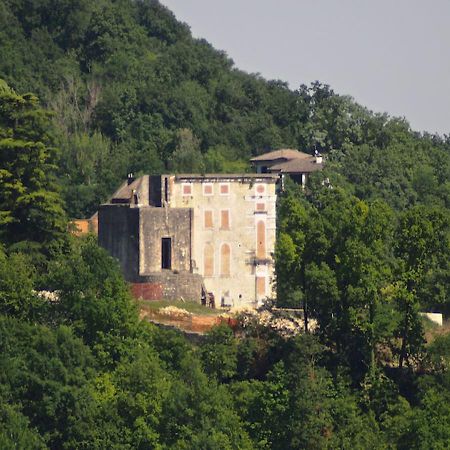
[256,221,266,259]
[220,243,231,277]
[204,243,214,277]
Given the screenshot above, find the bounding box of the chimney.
[314,148,323,164]
[127,173,134,185]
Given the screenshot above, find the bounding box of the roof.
[250,149,311,162]
[269,158,323,174]
[174,173,279,181]
[108,173,279,205]
[111,177,144,203]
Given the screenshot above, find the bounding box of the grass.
[138,299,223,316]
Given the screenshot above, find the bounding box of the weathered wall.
[132,272,203,301]
[98,205,140,281]
[139,207,192,274]
[169,175,278,306]
[99,202,200,302]
[99,174,278,306]
[72,219,89,235]
[71,215,98,236]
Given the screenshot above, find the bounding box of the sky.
[160,0,450,135]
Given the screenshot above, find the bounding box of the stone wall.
[98,174,279,306]
[132,271,203,302]
[139,207,193,274]
[98,204,140,280]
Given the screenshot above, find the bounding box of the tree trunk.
[399,312,409,369]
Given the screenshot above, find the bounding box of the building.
[250,148,323,186]
[98,174,279,306]
[71,213,98,236]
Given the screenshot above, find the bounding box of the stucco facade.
[168,174,278,306]
[98,173,279,306]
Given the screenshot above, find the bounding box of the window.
[256,221,266,259]
[256,184,265,195]
[256,277,266,296]
[220,243,231,277]
[256,202,266,212]
[204,244,214,277]
[164,177,169,203]
[161,238,172,269]
[182,183,192,196]
[204,210,213,228]
[203,183,213,195]
[219,183,230,195]
[220,210,230,229]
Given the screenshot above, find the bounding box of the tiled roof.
[269,158,323,174]
[111,178,142,202]
[250,149,311,162]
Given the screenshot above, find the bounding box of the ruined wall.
[98,205,140,281]
[99,202,199,302]
[132,272,203,301]
[139,207,192,274]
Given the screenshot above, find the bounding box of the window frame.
[220,209,231,230]
[219,182,230,196]
[182,182,193,196]
[204,209,214,229]
[203,183,214,196]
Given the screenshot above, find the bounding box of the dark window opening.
[261,166,268,173]
[164,177,169,203]
[162,238,172,269]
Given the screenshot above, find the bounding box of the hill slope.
[0,0,449,216]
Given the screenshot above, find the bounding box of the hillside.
[1,1,450,448]
[1,0,449,217]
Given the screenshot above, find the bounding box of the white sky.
[161,0,450,135]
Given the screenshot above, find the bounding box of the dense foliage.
[0,80,66,249]
[1,0,448,218]
[1,240,449,448]
[0,0,449,448]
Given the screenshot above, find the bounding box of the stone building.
[250,148,323,186]
[98,174,279,306]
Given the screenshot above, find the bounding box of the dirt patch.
[425,320,450,344]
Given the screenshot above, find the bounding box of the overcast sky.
[161,0,450,136]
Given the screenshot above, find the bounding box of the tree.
[0,80,66,248]
[0,247,47,321]
[0,402,46,450]
[168,128,205,173]
[159,354,252,449]
[394,206,449,368]
[200,323,238,382]
[44,236,138,345]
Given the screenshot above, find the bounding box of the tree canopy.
[0,0,448,217]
